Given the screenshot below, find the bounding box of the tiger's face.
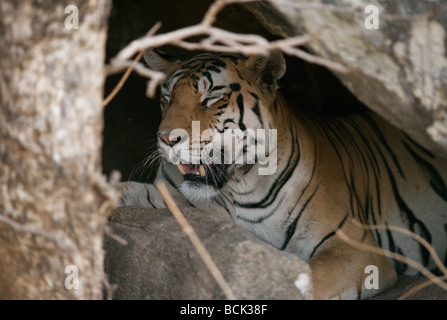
[145,51,286,201]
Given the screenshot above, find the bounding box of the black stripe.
[355,289,361,300]
[363,114,405,178]
[229,83,241,91]
[237,195,286,224]
[212,60,227,68]
[236,94,247,131]
[252,102,262,126]
[402,139,447,202]
[403,133,435,158]
[215,54,238,63]
[309,213,349,259]
[234,125,300,209]
[281,186,319,250]
[341,117,387,245]
[249,91,259,100]
[206,66,221,73]
[444,224,447,267]
[210,85,225,92]
[386,226,408,274]
[201,98,211,107]
[217,103,228,110]
[146,188,155,208]
[273,99,279,113]
[223,118,235,126]
[318,119,360,221]
[202,71,213,88]
[375,141,431,267]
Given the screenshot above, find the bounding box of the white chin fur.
[179,181,220,203]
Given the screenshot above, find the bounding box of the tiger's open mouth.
[176,162,228,189]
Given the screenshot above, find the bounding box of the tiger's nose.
[158,133,182,146]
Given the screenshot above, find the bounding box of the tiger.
[119,49,447,299]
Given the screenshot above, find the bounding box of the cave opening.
[102,0,366,183]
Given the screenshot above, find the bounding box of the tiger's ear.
[244,51,286,91]
[143,49,181,76]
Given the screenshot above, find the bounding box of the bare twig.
[103,22,162,107]
[103,224,128,246]
[335,226,447,293]
[397,274,447,300]
[106,0,354,100]
[104,0,447,106]
[102,274,119,300]
[349,220,447,299]
[155,180,237,300]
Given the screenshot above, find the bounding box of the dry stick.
[397,274,447,300]
[102,22,162,107]
[350,220,447,299]
[335,228,447,292]
[102,50,145,107]
[111,0,352,77]
[356,221,447,276]
[155,180,237,300]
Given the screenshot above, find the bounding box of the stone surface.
[104,206,312,300]
[245,0,447,157]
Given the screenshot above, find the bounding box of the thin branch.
[355,221,447,276]
[113,24,206,62]
[103,51,144,107]
[155,180,237,300]
[102,274,119,300]
[397,274,447,300]
[106,0,354,98]
[105,0,447,107]
[103,224,128,246]
[335,227,447,293]
[103,22,162,107]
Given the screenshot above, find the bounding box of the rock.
[244,0,447,157]
[104,206,312,300]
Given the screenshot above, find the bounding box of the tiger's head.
[145,50,286,201]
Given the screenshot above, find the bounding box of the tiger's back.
[298,109,447,274]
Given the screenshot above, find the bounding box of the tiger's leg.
[309,223,397,299]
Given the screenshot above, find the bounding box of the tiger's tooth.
[199,165,206,177]
[177,164,186,175]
